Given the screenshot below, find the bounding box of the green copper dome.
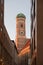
[16,13,26,18]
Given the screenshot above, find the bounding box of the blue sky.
[4,0,31,40]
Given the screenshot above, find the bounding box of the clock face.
[20,31,25,36]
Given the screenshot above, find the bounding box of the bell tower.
[15,13,26,52]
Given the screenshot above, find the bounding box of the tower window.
[21,24,23,28]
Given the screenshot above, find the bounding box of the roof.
[18,39,31,56]
[16,13,26,18]
[21,39,30,50]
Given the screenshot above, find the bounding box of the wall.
[37,0,43,65]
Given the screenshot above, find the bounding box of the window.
[1,28,2,31]
[34,0,35,19]
[1,13,3,18]
[28,58,31,65]
[1,12,3,22]
[0,44,1,55]
[21,24,23,27]
[31,37,33,55]
[34,29,35,50]
[1,13,3,22]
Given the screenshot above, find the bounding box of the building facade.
[0,24,17,65]
[31,0,43,65]
[31,0,37,65]
[0,0,18,65]
[36,0,43,65]
[0,42,12,65]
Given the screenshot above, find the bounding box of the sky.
[4,0,31,40]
